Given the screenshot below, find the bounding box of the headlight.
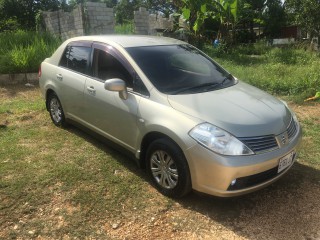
[189,123,254,156]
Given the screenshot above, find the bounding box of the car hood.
[167,81,292,137]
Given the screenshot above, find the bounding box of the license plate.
[278,151,295,173]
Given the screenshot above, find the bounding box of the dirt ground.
[0,86,319,240]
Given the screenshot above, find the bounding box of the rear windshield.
[126,44,236,94]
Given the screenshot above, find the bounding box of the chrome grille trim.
[239,117,297,154]
[239,135,279,154]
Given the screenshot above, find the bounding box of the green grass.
[299,116,320,166]
[0,30,61,74]
[205,44,320,102]
[0,43,320,238]
[114,22,134,34]
[0,84,319,239]
[0,86,163,238]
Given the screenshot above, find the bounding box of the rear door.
[57,41,92,121]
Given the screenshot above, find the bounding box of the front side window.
[92,48,133,88]
[59,45,91,74]
[126,44,236,95]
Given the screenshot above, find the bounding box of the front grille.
[287,118,297,141]
[239,117,298,154]
[239,135,279,154]
[227,167,278,191]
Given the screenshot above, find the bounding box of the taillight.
[38,64,42,78]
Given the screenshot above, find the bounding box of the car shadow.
[65,123,149,180]
[65,124,320,239]
[177,162,320,239]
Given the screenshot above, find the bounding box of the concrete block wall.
[41,3,188,39]
[41,2,113,40]
[42,11,61,37]
[134,7,149,35]
[85,2,114,35]
[0,73,39,85]
[134,7,188,36]
[148,14,174,35]
[42,5,84,40]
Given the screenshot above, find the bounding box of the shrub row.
[206,44,320,102]
[0,31,318,101]
[0,31,61,74]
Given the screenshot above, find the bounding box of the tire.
[47,93,67,127]
[146,138,192,198]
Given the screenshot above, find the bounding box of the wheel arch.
[45,88,56,111]
[139,131,189,169]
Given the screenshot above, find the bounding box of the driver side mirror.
[104,78,128,100]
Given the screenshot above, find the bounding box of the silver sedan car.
[39,35,302,198]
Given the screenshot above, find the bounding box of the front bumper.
[184,124,302,197]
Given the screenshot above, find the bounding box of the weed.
[208,44,320,101]
[0,84,319,239]
[114,22,134,34]
[0,30,61,74]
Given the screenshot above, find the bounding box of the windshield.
[126,44,236,94]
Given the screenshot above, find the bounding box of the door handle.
[56,74,63,81]
[87,86,96,94]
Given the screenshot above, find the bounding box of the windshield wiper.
[171,82,220,94]
[171,74,234,94]
[205,74,233,91]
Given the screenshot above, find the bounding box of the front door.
[83,45,141,151]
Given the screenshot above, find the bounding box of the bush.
[203,43,228,57]
[206,43,320,101]
[114,22,134,34]
[231,41,271,56]
[0,30,61,74]
[0,17,20,32]
[266,47,316,65]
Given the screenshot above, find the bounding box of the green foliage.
[0,0,61,31]
[233,41,271,55]
[180,0,239,45]
[0,31,61,74]
[115,0,145,24]
[114,22,134,34]
[144,0,177,17]
[206,43,320,101]
[203,42,228,57]
[0,17,20,32]
[263,0,286,38]
[286,0,320,39]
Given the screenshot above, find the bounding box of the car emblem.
[281,135,287,145]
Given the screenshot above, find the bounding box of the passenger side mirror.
[104,78,128,100]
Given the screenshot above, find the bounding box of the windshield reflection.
[126,45,236,94]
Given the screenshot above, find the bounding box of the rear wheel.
[146,138,191,198]
[47,93,66,127]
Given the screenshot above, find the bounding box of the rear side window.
[59,45,91,74]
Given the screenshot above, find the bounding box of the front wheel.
[47,93,67,127]
[146,138,192,198]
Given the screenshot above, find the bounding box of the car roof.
[65,35,187,48]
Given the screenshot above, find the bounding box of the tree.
[145,0,177,17]
[179,0,239,44]
[237,0,265,42]
[285,0,320,40]
[0,0,60,30]
[115,0,145,24]
[263,0,286,38]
